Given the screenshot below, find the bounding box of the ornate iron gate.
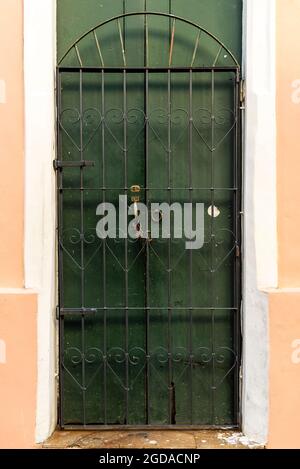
[56,12,242,428]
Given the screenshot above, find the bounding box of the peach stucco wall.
[0,0,24,287]
[0,0,38,449]
[267,0,300,449]
[0,293,37,448]
[268,293,300,449]
[277,0,300,287]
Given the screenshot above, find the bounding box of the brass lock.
[130,185,141,193]
[130,185,141,203]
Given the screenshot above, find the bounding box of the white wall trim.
[242,0,277,444]
[24,0,57,443]
[23,0,277,445]
[244,0,278,291]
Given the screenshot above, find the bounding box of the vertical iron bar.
[191,30,201,67]
[123,0,126,62]
[123,70,129,424]
[210,69,216,425]
[168,0,173,424]
[144,0,149,426]
[168,19,176,67]
[144,4,150,423]
[167,69,173,424]
[144,7,149,68]
[93,31,104,67]
[101,70,107,425]
[233,70,241,425]
[75,44,83,67]
[169,0,172,61]
[232,71,238,424]
[57,71,65,427]
[118,19,126,67]
[188,69,193,424]
[79,70,86,425]
[237,71,243,427]
[144,69,150,424]
[213,46,223,67]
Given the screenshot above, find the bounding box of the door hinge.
[235,243,241,258]
[56,305,60,320]
[53,160,95,170]
[240,79,246,109]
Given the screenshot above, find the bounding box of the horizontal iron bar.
[61,424,239,430]
[58,66,238,74]
[58,187,238,191]
[60,307,238,311]
[53,160,95,170]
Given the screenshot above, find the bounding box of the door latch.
[53,160,95,170]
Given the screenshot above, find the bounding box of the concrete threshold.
[43,430,264,449]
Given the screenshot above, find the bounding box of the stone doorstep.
[42,430,264,450]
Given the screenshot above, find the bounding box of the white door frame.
[24,0,276,444]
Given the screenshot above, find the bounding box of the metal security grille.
[56,12,242,429]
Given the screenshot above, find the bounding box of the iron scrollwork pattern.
[63,345,237,391]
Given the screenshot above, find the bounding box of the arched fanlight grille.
[58,12,240,69]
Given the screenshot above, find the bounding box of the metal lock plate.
[130,185,141,193]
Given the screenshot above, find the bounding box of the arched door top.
[58,11,240,68]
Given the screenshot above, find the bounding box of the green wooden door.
[57,1,242,428]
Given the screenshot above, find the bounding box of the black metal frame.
[56,11,242,430]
